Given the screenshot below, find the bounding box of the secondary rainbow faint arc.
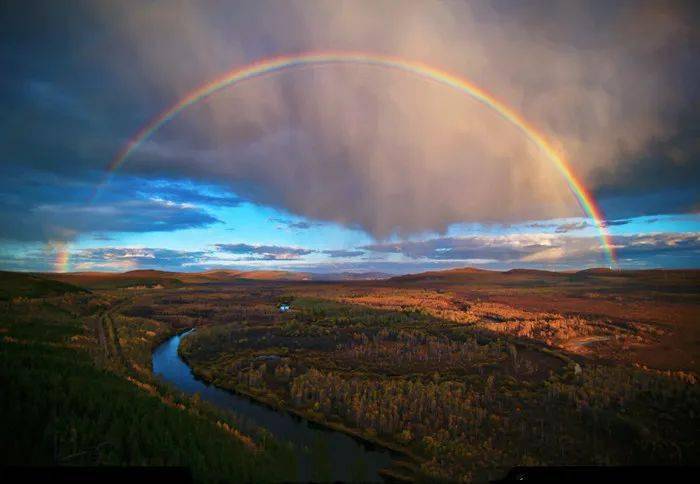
[97,51,616,267]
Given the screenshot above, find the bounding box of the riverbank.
[176,337,423,481]
[155,331,401,482]
[179,346,424,479]
[0,279,291,482]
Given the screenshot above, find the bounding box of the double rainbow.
[94,51,615,267]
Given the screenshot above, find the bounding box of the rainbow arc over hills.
[82,51,616,270]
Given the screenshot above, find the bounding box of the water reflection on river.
[152,330,397,482]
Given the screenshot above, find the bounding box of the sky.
[1,0,699,274]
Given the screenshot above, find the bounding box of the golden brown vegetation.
[27,268,700,481]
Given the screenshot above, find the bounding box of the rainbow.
[53,244,70,273]
[99,51,616,266]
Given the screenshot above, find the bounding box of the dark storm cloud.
[142,183,244,208]
[0,0,698,245]
[597,189,698,221]
[0,169,231,242]
[1,1,153,178]
[91,0,698,236]
[593,122,700,218]
[0,199,220,242]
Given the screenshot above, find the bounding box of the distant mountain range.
[36,266,698,290]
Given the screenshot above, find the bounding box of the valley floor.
[2,268,699,482]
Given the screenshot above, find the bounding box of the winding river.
[152,330,399,482]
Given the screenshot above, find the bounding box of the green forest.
[0,275,295,482]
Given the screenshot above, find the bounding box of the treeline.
[176,295,700,481]
[0,292,296,482]
[340,328,513,370]
[285,364,699,480]
[290,368,492,441]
